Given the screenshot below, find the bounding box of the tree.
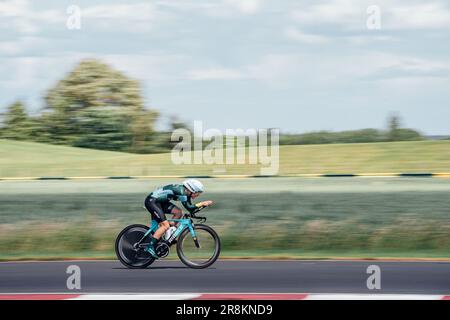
[169,115,191,132]
[72,108,133,151]
[393,128,423,141]
[0,101,31,140]
[386,114,423,142]
[387,114,401,141]
[43,59,158,152]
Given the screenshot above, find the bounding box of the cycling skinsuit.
[144,184,198,223]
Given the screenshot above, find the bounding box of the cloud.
[186,51,450,90]
[0,0,64,34]
[78,2,176,34]
[345,35,395,45]
[246,54,301,84]
[0,36,50,56]
[0,1,172,36]
[284,27,330,44]
[0,41,21,55]
[289,0,450,30]
[103,53,188,83]
[290,0,363,28]
[0,0,28,16]
[307,51,450,86]
[223,0,263,15]
[82,3,158,20]
[388,3,450,29]
[156,0,263,18]
[187,54,301,83]
[364,55,450,80]
[187,67,245,80]
[0,54,86,89]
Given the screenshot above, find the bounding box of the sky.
[0,0,449,134]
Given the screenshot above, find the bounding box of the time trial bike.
[115,206,220,269]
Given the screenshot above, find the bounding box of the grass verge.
[1,139,450,177]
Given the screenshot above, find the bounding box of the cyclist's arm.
[178,195,198,213]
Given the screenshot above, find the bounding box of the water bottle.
[164,226,177,241]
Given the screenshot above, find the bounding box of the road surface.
[0,260,449,294]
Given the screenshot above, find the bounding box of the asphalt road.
[0,260,449,294]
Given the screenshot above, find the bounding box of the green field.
[1,139,450,177]
[0,178,449,260]
[1,140,449,260]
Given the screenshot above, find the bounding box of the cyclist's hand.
[202,200,213,207]
[196,200,213,207]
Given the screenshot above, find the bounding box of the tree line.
[0,59,425,154]
[279,115,424,146]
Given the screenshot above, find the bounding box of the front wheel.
[177,224,221,269]
[115,224,155,269]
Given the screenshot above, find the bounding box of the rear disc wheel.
[115,224,155,269]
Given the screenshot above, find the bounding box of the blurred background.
[0,0,449,260]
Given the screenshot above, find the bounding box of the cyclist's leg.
[146,201,170,238]
[165,204,182,226]
[154,221,170,239]
[144,196,164,226]
[144,197,169,256]
[167,205,182,244]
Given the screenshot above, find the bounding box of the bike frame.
[143,216,197,244]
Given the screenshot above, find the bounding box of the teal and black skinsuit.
[144,184,197,223]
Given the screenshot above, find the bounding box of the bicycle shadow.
[112,266,217,270]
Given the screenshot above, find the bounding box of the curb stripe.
[399,173,434,177]
[251,175,277,178]
[0,294,81,300]
[183,175,213,179]
[0,173,449,181]
[434,173,450,178]
[194,293,308,300]
[1,293,449,300]
[107,176,133,179]
[70,294,200,300]
[304,294,444,300]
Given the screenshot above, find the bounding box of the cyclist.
[144,179,213,257]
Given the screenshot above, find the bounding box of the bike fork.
[189,225,201,248]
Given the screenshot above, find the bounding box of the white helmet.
[183,179,204,193]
